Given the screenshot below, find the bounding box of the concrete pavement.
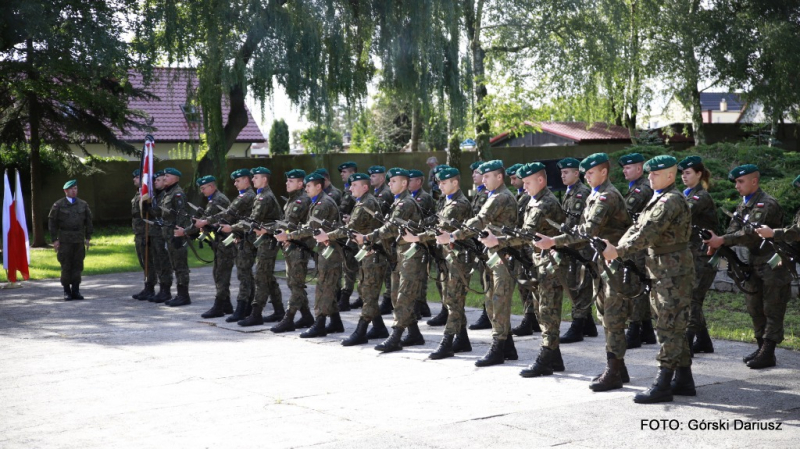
[1,266,799,448]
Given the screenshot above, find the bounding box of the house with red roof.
[71,67,266,161]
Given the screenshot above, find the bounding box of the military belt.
[647,242,688,256]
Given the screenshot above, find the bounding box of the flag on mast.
[140,134,155,207]
[3,170,30,282]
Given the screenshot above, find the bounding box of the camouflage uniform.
[419,190,474,335]
[374,183,396,299]
[367,189,424,328]
[339,184,358,293]
[48,197,93,287]
[217,188,257,305]
[562,182,593,319]
[330,192,386,320]
[553,179,632,358]
[721,188,791,344]
[514,189,535,315]
[502,188,565,349]
[454,184,518,339]
[247,187,284,308]
[149,189,173,287]
[685,185,720,332]
[132,191,156,284]
[471,185,490,290]
[186,191,234,303]
[413,188,438,308]
[291,191,342,317]
[624,176,654,324]
[283,189,313,310]
[158,182,191,286]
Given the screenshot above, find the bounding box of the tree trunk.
[624,0,640,141]
[689,85,705,146]
[410,101,422,152]
[26,38,46,247]
[465,0,492,161]
[686,0,705,146]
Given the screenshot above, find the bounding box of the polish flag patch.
[634,188,641,193]
[599,196,607,202]
[692,196,700,200]
[576,194,583,198]
[756,203,765,208]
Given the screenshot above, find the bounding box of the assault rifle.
[503,224,597,280]
[694,225,756,294]
[722,209,800,267]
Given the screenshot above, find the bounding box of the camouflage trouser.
[651,273,693,370]
[314,243,343,317]
[253,241,281,308]
[629,252,651,322]
[391,244,427,328]
[383,255,395,299]
[596,262,632,358]
[57,242,85,285]
[688,253,717,332]
[564,246,594,319]
[284,243,310,310]
[150,234,173,286]
[341,241,359,292]
[443,249,474,335]
[359,252,388,321]
[745,260,792,343]
[418,247,446,305]
[235,239,256,304]
[162,230,190,286]
[212,237,236,301]
[537,263,564,350]
[484,252,516,340]
[135,233,156,285]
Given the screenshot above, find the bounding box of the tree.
[298,125,343,154]
[0,0,151,246]
[268,119,290,155]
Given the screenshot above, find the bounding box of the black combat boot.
[350,297,364,309]
[167,284,191,307]
[589,353,625,392]
[201,297,226,319]
[504,334,519,360]
[634,367,675,404]
[238,304,264,327]
[511,312,539,336]
[640,319,657,344]
[379,294,394,315]
[223,298,234,315]
[300,315,328,338]
[426,306,449,326]
[151,284,172,304]
[670,366,696,396]
[413,301,422,320]
[520,347,555,378]
[401,322,425,346]
[325,312,345,333]
[429,334,455,360]
[559,318,585,344]
[226,300,248,323]
[591,356,629,383]
[692,325,714,354]
[71,283,84,300]
[469,305,492,330]
[743,337,763,363]
[62,284,73,301]
[138,283,156,301]
[342,318,369,346]
[338,289,352,312]
[132,284,148,300]
[418,301,431,318]
[552,348,566,372]
[452,324,472,353]
[685,329,696,358]
[583,314,599,337]
[747,339,777,369]
[625,321,642,349]
[271,308,297,333]
[263,300,285,323]
[294,306,315,328]
[475,337,506,367]
[366,315,390,339]
[375,327,404,353]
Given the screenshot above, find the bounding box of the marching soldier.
[271,169,316,333]
[603,155,695,403]
[49,179,93,301]
[706,164,792,370]
[338,161,361,310]
[440,160,519,366]
[160,168,192,307]
[147,171,175,303]
[369,165,396,315]
[619,153,657,348]
[409,168,436,319]
[535,153,633,391]
[468,160,493,330]
[557,157,598,343]
[131,169,156,301]
[426,164,454,328]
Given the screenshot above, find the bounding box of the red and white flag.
[3,170,30,282]
[140,135,155,207]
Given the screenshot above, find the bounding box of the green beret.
[579,153,610,173]
[470,161,483,171]
[433,164,450,174]
[436,167,460,181]
[408,169,424,179]
[643,155,678,172]
[387,167,410,179]
[132,169,141,177]
[63,179,77,190]
[251,167,271,176]
[618,153,645,167]
[314,168,330,177]
[196,175,216,187]
[338,161,357,171]
[728,164,759,182]
[368,165,386,174]
[348,172,370,183]
[164,167,182,177]
[285,169,306,179]
[478,160,504,175]
[154,170,165,178]
[793,174,800,189]
[677,156,703,171]
[506,163,524,177]
[304,172,325,183]
[230,168,252,180]
[517,162,546,178]
[557,157,580,169]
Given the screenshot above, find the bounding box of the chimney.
[720,97,728,112]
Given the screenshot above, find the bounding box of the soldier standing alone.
[49,179,93,301]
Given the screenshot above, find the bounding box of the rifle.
[186,202,225,247]
[503,224,598,280]
[694,225,756,294]
[722,208,800,268]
